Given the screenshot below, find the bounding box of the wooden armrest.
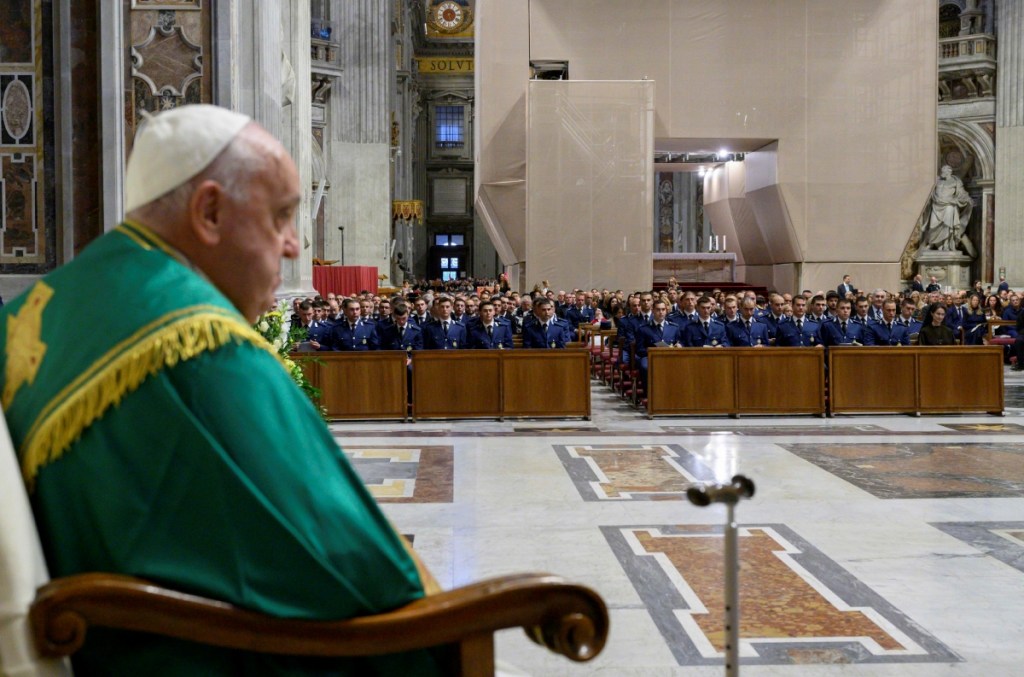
[32,572,607,663]
[986,318,1016,340]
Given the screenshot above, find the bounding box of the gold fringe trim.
[19,311,281,487]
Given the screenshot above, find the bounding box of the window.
[435,105,464,149]
[442,271,457,281]
[435,234,465,247]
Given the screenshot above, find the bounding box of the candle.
[722,236,727,251]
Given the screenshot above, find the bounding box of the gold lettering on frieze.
[416,57,474,75]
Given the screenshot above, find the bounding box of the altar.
[653,253,736,285]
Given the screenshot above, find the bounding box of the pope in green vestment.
[0,220,440,675]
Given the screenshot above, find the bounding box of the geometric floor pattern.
[331,369,1024,675]
[931,521,1024,575]
[555,443,716,501]
[604,524,960,666]
[782,442,1024,498]
[344,445,453,502]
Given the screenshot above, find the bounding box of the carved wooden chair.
[1,413,607,676]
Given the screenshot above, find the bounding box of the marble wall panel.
[123,1,211,158]
[0,0,50,269]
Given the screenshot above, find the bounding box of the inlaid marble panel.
[782,443,1024,498]
[554,443,716,501]
[939,423,1024,434]
[932,521,1024,575]
[344,445,453,503]
[663,424,889,436]
[125,2,211,154]
[1,153,37,258]
[0,0,33,64]
[0,0,47,266]
[603,524,960,666]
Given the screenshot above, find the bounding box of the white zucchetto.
[124,104,252,212]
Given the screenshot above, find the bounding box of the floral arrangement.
[253,301,325,417]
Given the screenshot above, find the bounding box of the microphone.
[687,475,755,507]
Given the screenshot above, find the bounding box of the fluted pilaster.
[995,0,1024,285]
[323,0,393,278]
[337,0,392,144]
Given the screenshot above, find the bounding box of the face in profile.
[209,127,301,321]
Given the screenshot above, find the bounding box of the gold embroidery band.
[19,310,281,487]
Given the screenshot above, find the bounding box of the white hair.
[126,128,266,221]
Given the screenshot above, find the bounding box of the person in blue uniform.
[615,296,643,366]
[379,303,423,351]
[820,298,868,346]
[635,300,684,369]
[522,298,573,348]
[421,296,467,350]
[726,299,771,347]
[682,296,730,347]
[467,300,514,349]
[864,300,910,346]
[761,293,789,342]
[564,292,595,330]
[775,296,822,347]
[325,298,379,350]
[410,296,431,327]
[851,297,874,327]
[897,298,923,335]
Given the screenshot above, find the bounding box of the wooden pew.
[502,350,591,418]
[411,349,591,420]
[412,350,503,419]
[298,351,409,420]
[828,346,1003,415]
[646,348,825,417]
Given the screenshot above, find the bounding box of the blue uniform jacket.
[564,305,595,329]
[683,319,731,347]
[522,318,573,348]
[864,321,910,346]
[635,321,684,357]
[761,314,789,340]
[326,321,379,351]
[820,320,868,347]
[775,318,822,347]
[421,319,467,350]
[726,320,771,347]
[467,322,514,349]
[379,322,423,351]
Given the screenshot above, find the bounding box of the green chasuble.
[0,222,440,676]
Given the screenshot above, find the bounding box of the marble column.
[995,0,1024,286]
[278,1,315,297]
[230,0,315,298]
[325,0,393,278]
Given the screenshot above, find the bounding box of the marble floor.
[330,367,1024,676]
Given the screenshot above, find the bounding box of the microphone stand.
[687,475,755,677]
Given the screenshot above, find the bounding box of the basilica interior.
[3,1,1024,675]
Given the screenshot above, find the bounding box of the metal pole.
[724,501,739,677]
[687,474,755,677]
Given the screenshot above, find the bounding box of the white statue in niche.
[921,165,975,255]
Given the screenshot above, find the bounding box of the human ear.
[188,180,226,246]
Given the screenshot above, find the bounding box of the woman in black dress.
[918,303,956,345]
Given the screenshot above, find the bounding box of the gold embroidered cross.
[3,282,54,408]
